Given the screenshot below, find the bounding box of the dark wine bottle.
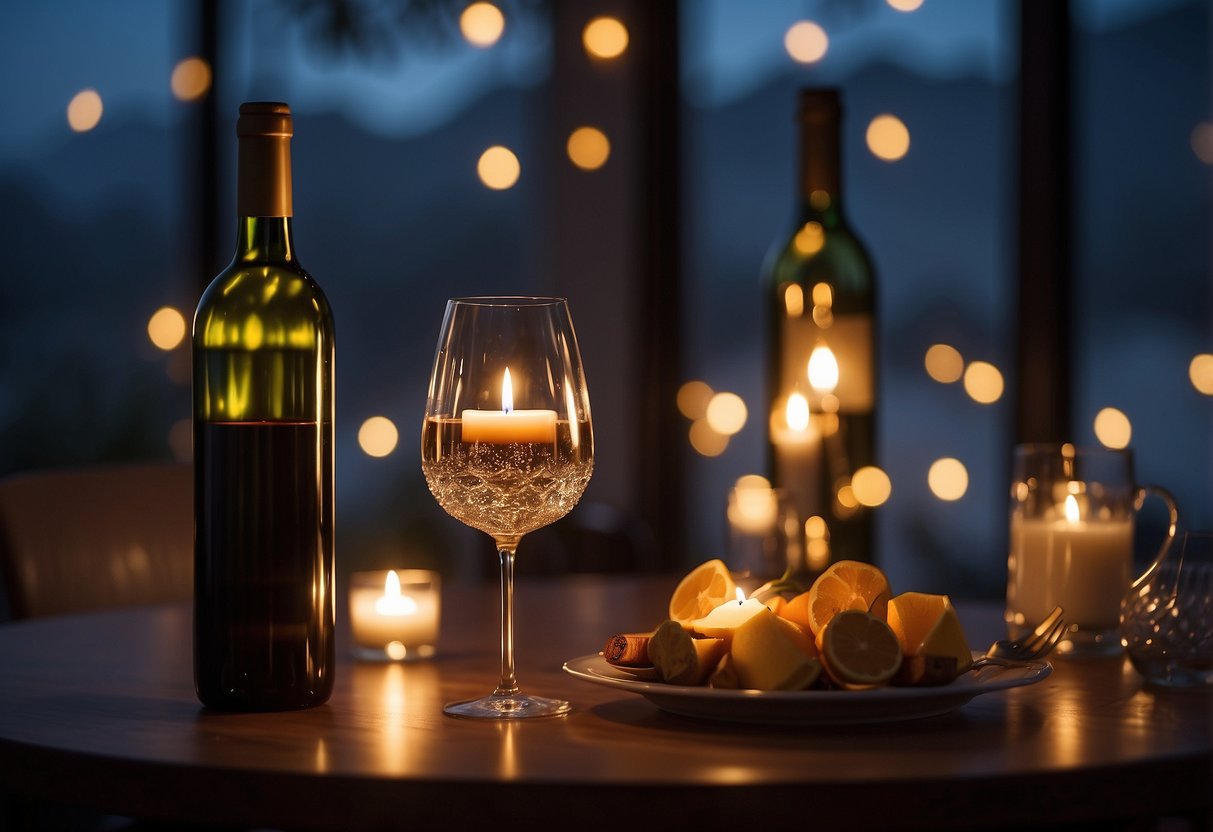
[764,88,877,570]
[192,102,335,710]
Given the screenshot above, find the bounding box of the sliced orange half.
[668,559,737,624]
[805,560,892,637]
[820,609,903,689]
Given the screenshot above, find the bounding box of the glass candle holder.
[726,481,802,592]
[349,570,440,662]
[1007,444,1176,656]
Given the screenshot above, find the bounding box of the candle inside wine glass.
[422,297,593,719]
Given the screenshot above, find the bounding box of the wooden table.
[0,574,1209,831]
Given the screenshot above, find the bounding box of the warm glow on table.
[461,367,557,443]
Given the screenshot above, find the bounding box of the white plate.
[562,652,1052,725]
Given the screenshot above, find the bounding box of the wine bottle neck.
[237,132,292,218]
[234,216,295,262]
[798,98,844,220]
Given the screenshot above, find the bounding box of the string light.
[963,361,1004,404]
[67,89,103,132]
[171,57,211,101]
[358,417,399,458]
[689,420,728,457]
[676,380,714,420]
[866,114,910,161]
[583,17,628,59]
[567,126,610,170]
[851,466,892,507]
[1189,354,1213,394]
[1093,408,1131,450]
[147,307,187,351]
[705,392,747,436]
[924,344,964,383]
[784,21,828,64]
[477,146,520,190]
[460,2,505,48]
[928,458,969,501]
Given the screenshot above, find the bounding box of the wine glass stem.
[494,543,520,697]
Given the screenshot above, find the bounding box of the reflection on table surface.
[0,574,1209,831]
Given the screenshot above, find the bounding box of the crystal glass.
[422,297,593,719]
[1122,531,1213,687]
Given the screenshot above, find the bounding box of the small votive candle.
[349,569,440,661]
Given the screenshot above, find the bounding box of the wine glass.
[421,297,594,719]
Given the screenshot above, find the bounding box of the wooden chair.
[0,462,193,620]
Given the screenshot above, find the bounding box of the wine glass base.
[444,692,571,720]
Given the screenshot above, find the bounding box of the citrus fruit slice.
[887,592,973,685]
[668,559,737,624]
[805,560,891,637]
[777,590,812,630]
[819,609,902,689]
[731,608,822,691]
[647,619,727,686]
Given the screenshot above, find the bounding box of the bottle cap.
[237,102,293,138]
[236,102,293,217]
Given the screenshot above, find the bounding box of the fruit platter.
[563,559,1052,724]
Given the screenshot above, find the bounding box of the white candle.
[1010,493,1132,631]
[350,570,441,661]
[461,367,556,443]
[692,591,769,638]
[770,392,822,522]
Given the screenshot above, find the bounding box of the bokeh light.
[147,306,187,351]
[928,458,969,501]
[358,416,399,458]
[784,21,828,64]
[866,114,911,161]
[794,222,824,256]
[677,380,714,420]
[689,420,728,457]
[169,419,192,463]
[583,16,628,59]
[705,392,747,436]
[171,57,212,101]
[888,0,925,10]
[1189,354,1213,394]
[460,2,505,47]
[1191,123,1213,165]
[567,126,610,170]
[924,343,964,383]
[1093,407,1132,450]
[851,466,892,507]
[477,146,520,190]
[963,361,1004,404]
[67,89,103,132]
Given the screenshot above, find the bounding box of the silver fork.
[970,605,1067,670]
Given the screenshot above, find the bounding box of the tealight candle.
[349,570,441,662]
[461,367,556,443]
[692,590,769,638]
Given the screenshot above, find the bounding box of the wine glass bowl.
[422,297,593,718]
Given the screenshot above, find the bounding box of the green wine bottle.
[764,88,877,570]
[192,102,336,710]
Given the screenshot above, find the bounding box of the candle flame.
[785,392,810,432]
[807,344,839,393]
[1064,494,1081,524]
[375,570,418,617]
[502,367,514,414]
[735,587,746,603]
